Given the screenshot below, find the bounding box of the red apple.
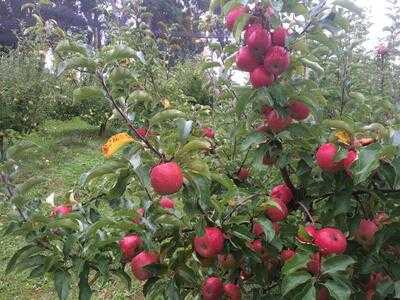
[224,283,241,300]
[250,66,275,88]
[264,46,290,76]
[249,239,264,253]
[225,5,248,31]
[365,289,375,300]
[355,219,378,245]
[271,183,293,204]
[271,26,288,47]
[297,224,318,243]
[265,197,288,222]
[202,276,224,300]
[150,162,184,195]
[218,253,237,269]
[247,27,271,53]
[119,234,143,260]
[343,150,357,175]
[131,251,159,281]
[264,109,292,132]
[194,227,225,258]
[317,286,330,300]
[236,46,259,72]
[159,196,175,209]
[136,127,154,138]
[244,23,263,44]
[252,222,264,237]
[280,249,295,261]
[51,205,72,217]
[237,167,250,181]
[315,227,347,255]
[262,152,277,165]
[261,105,273,117]
[316,143,343,172]
[202,127,215,139]
[306,252,321,275]
[288,100,310,121]
[366,272,387,290]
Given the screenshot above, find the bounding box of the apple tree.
[2,0,400,299]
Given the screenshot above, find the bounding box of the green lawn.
[0,118,143,299]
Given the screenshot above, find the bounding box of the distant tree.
[0,0,105,49]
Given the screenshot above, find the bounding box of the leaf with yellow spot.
[335,130,351,145]
[102,133,134,158]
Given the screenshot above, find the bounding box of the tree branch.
[97,71,165,161]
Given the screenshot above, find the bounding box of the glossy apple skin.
[131,251,159,281]
[202,276,224,300]
[150,162,184,195]
[315,227,347,255]
[194,227,225,258]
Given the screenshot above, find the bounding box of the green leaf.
[293,282,316,300]
[333,0,363,16]
[235,86,255,114]
[300,58,324,75]
[209,0,220,12]
[322,255,355,275]
[6,245,35,274]
[233,14,250,41]
[166,281,180,300]
[210,173,237,194]
[176,139,211,159]
[55,40,88,56]
[150,109,186,125]
[73,87,104,103]
[80,160,126,186]
[54,270,71,300]
[282,271,312,295]
[78,263,92,300]
[323,279,351,300]
[282,254,309,275]
[222,0,241,16]
[352,147,380,184]
[322,119,354,134]
[57,56,96,77]
[202,61,220,71]
[394,280,400,298]
[177,119,193,143]
[254,216,275,242]
[48,218,79,231]
[103,44,136,63]
[241,131,266,151]
[113,269,131,290]
[231,230,253,242]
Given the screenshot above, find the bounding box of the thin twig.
[97,71,165,160]
[297,201,315,225]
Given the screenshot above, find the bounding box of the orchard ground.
[0,118,143,299]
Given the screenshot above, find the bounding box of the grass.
[0,118,143,299]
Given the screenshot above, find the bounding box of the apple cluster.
[226,5,290,89]
[316,143,357,174]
